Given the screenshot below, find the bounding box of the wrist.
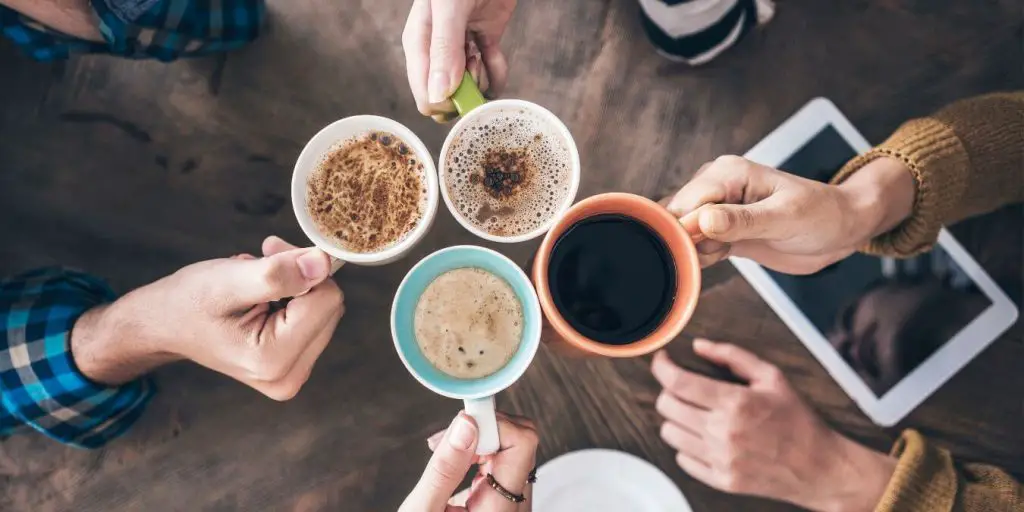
[70,299,180,386]
[810,434,897,512]
[836,156,915,246]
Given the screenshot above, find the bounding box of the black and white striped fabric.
[639,0,775,65]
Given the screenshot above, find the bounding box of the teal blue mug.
[391,246,542,455]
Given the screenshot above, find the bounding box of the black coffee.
[548,214,676,345]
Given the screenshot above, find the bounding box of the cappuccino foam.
[445,107,573,237]
[307,131,427,254]
[414,267,523,379]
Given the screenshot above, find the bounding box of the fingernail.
[693,339,711,350]
[428,71,451,104]
[297,250,329,280]
[447,414,476,451]
[426,429,445,447]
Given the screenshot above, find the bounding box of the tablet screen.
[768,126,994,396]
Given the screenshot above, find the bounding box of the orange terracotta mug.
[531,193,701,357]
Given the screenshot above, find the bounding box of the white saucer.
[533,449,691,512]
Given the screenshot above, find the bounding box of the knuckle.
[763,365,786,387]
[724,392,751,417]
[733,207,757,229]
[659,422,675,443]
[713,155,748,170]
[427,456,464,487]
[247,354,290,383]
[668,371,689,397]
[429,35,457,60]
[518,425,540,449]
[258,260,289,291]
[716,470,744,493]
[654,392,672,418]
[262,380,302,402]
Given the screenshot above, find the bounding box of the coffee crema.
[445,107,572,237]
[413,267,523,379]
[307,131,426,253]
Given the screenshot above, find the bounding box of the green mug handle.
[450,71,487,116]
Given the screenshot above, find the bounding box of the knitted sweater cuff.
[874,430,956,512]
[830,117,969,257]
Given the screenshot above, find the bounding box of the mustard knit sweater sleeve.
[831,91,1024,256]
[831,92,1024,511]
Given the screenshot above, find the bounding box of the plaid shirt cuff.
[0,267,154,449]
[0,0,264,62]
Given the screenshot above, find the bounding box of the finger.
[262,235,300,256]
[263,287,345,397]
[729,241,849,275]
[403,0,434,115]
[230,253,257,260]
[655,391,710,434]
[466,418,538,512]
[249,304,338,400]
[465,37,489,94]
[665,164,731,216]
[651,350,743,409]
[495,411,536,430]
[693,339,776,383]
[675,451,717,487]
[693,202,778,243]
[694,239,731,268]
[254,279,344,385]
[660,422,711,466]
[478,44,508,97]
[428,0,472,104]
[402,413,479,512]
[216,247,333,307]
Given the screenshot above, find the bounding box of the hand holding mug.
[71,236,345,400]
[401,412,539,512]
[403,0,517,122]
[662,155,915,274]
[651,341,896,511]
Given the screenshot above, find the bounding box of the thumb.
[692,339,776,383]
[220,248,332,306]
[402,413,478,511]
[694,202,778,243]
[427,0,471,104]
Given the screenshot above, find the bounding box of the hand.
[70,236,345,401]
[651,341,896,512]
[662,155,915,274]
[1,0,104,42]
[403,0,517,122]
[401,412,538,512]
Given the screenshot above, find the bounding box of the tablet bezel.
[732,97,1019,426]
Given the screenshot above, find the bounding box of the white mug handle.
[328,256,345,275]
[463,396,499,455]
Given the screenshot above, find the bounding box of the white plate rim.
[533,449,691,512]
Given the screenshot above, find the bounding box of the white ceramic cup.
[438,99,581,243]
[291,116,439,266]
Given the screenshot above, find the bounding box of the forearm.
[70,301,180,386]
[0,0,103,41]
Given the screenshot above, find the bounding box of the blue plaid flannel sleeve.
[0,267,154,449]
[0,0,264,62]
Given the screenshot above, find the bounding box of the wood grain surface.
[0,0,1021,510]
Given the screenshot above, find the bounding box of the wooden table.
[1,1,1020,510]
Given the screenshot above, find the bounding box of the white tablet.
[733,98,1019,426]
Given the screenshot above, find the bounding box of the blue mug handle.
[464,396,500,455]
